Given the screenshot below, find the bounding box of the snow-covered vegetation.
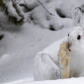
[0,0,84,84]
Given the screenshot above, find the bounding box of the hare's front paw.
[59,42,71,78]
[59,42,71,67]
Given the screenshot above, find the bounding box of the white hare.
[33,7,84,81]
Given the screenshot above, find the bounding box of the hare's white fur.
[34,8,84,80]
[68,26,84,77]
[34,38,66,80]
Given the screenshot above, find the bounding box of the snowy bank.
[4,77,84,84]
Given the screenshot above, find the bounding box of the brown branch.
[37,0,55,16]
[24,19,31,23]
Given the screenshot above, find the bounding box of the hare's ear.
[73,7,83,26]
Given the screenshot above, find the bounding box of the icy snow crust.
[0,0,84,84]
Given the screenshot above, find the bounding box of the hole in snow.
[49,25,55,31]
[19,4,31,12]
[0,34,4,40]
[56,9,66,18]
[80,5,84,12]
[30,15,34,21]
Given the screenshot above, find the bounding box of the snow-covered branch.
[0,0,25,26]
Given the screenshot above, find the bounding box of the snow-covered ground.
[4,77,84,84]
[0,0,84,84]
[0,21,71,84]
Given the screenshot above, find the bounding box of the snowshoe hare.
[34,7,84,80]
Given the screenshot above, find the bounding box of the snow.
[4,77,84,84]
[0,21,71,83]
[29,0,73,30]
[0,0,84,84]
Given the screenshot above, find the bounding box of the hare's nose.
[67,42,72,48]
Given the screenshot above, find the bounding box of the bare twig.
[37,0,55,16]
[24,19,31,23]
[16,0,22,4]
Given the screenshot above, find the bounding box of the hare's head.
[67,7,84,52]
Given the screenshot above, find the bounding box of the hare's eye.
[77,35,81,40]
[68,33,69,36]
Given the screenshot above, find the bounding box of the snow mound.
[25,0,84,30]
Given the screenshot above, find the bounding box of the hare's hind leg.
[34,52,61,81]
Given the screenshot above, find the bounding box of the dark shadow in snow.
[19,4,31,12]
[80,5,84,12]
[49,25,55,31]
[0,15,22,33]
[2,22,22,33]
[30,15,34,21]
[19,3,39,13]
[0,34,4,40]
[56,9,66,18]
